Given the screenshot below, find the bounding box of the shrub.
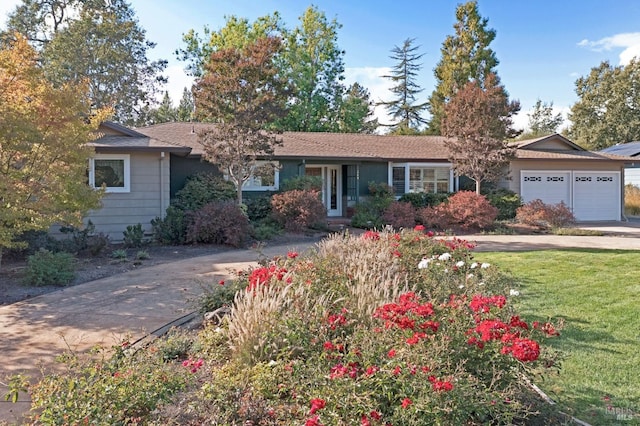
[24,249,75,286]
[251,220,283,241]
[419,191,498,231]
[186,202,250,247]
[111,249,128,260]
[245,196,273,222]
[516,199,575,229]
[484,188,522,220]
[351,182,396,229]
[174,172,236,211]
[123,223,145,248]
[151,206,188,245]
[381,201,416,229]
[625,184,640,216]
[58,221,97,254]
[135,250,150,260]
[280,175,323,192]
[270,189,326,232]
[28,339,190,424]
[399,192,450,209]
[86,233,110,256]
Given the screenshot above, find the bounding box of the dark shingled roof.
[600,141,640,157]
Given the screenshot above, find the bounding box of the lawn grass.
[478,249,640,425]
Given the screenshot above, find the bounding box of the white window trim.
[389,162,455,195]
[89,154,131,193]
[240,161,280,191]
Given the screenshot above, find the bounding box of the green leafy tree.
[194,37,288,205]
[378,38,428,134]
[178,7,370,133]
[568,60,640,150]
[427,1,499,135]
[441,73,520,194]
[4,0,167,125]
[0,35,107,268]
[524,99,564,138]
[276,5,346,132]
[176,13,284,78]
[146,92,178,124]
[338,83,378,133]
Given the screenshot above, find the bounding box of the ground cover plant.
[480,250,640,425]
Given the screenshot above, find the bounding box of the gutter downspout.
[160,152,166,219]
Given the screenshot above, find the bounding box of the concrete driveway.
[1,224,640,423]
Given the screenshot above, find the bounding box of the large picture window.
[241,161,279,191]
[90,154,130,193]
[390,163,452,195]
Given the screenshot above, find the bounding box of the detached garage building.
[504,134,629,221]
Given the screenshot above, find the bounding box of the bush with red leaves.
[419,191,498,231]
[186,201,250,247]
[271,189,326,232]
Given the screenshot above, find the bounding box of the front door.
[306,165,342,217]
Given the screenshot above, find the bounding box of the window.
[241,161,279,191]
[391,164,451,194]
[89,154,130,193]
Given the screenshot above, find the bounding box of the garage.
[520,170,620,221]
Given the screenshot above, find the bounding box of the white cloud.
[0,0,21,25]
[578,32,640,65]
[344,66,393,127]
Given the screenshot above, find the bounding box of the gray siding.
[86,152,169,241]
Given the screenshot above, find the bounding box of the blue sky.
[2,0,640,130]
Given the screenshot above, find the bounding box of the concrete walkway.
[1,224,640,423]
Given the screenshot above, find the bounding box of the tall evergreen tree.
[427,1,499,135]
[147,92,177,124]
[176,87,195,122]
[338,83,378,133]
[378,38,428,134]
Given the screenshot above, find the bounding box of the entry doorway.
[305,165,342,217]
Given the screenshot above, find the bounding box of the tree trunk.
[475,180,481,195]
[237,184,243,206]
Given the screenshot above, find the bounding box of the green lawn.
[478,249,640,425]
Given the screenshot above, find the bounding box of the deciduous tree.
[194,37,288,205]
[378,38,428,134]
[568,60,640,150]
[4,0,167,124]
[0,35,107,268]
[441,74,520,194]
[525,99,564,138]
[428,1,499,135]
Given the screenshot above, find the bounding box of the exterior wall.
[85,152,169,241]
[170,154,220,198]
[530,140,575,150]
[504,160,625,194]
[359,162,388,195]
[625,166,640,187]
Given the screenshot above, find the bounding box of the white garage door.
[573,172,620,221]
[521,171,620,221]
[521,171,571,205]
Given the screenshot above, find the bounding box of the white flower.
[268,360,278,367]
[467,273,474,279]
[214,327,222,333]
[470,262,479,269]
[444,268,449,273]
[418,258,430,269]
[455,261,465,268]
[509,289,520,296]
[458,284,465,289]
[438,253,452,261]
[481,263,491,269]
[478,281,485,286]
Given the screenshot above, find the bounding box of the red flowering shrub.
[271,189,326,232]
[186,201,250,247]
[381,201,416,229]
[516,199,575,229]
[419,191,498,231]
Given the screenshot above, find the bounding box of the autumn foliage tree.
[0,35,107,267]
[194,36,287,205]
[441,73,520,194]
